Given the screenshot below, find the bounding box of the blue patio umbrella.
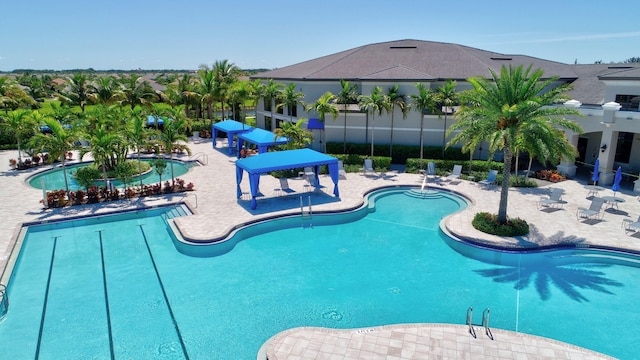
[612,166,622,196]
[592,159,600,185]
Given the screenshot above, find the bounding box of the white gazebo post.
[557,99,582,177]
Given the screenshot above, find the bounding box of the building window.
[276,100,284,114]
[288,105,297,118]
[614,94,640,111]
[264,99,272,112]
[614,132,633,163]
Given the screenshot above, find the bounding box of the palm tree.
[90,76,120,105]
[160,109,191,189]
[79,126,123,187]
[409,83,439,170]
[306,91,338,153]
[125,107,154,188]
[31,117,78,195]
[359,86,391,157]
[436,80,458,159]
[452,65,583,224]
[119,74,157,110]
[59,74,93,112]
[1,109,35,164]
[386,85,409,158]
[274,119,314,150]
[229,81,251,127]
[278,83,305,122]
[335,79,358,153]
[197,66,216,122]
[213,59,239,119]
[0,76,36,112]
[262,79,284,131]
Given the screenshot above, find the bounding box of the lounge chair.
[338,160,347,180]
[479,170,498,188]
[537,187,564,209]
[361,159,375,176]
[426,162,437,178]
[274,178,295,196]
[576,197,605,221]
[622,216,640,233]
[445,165,462,182]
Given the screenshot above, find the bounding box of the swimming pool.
[27,159,193,191]
[0,188,637,359]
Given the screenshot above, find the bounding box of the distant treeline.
[1,68,272,75]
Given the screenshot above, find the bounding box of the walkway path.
[1,137,636,359]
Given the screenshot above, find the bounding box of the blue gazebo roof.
[235,148,340,209]
[212,120,253,155]
[237,128,289,157]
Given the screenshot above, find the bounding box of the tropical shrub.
[472,212,529,236]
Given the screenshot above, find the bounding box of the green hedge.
[326,142,468,164]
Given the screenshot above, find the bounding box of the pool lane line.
[138,224,190,360]
[98,230,115,360]
[35,236,57,360]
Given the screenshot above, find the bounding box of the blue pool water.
[27,159,193,191]
[0,188,638,359]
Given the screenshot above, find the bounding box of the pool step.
[164,205,190,220]
[404,189,443,199]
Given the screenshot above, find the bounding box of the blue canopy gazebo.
[235,148,340,210]
[236,128,289,158]
[212,120,253,155]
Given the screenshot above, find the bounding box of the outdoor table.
[601,196,625,210]
[584,185,604,198]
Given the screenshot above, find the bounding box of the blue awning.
[147,115,165,126]
[235,148,340,209]
[212,119,253,155]
[307,118,324,129]
[237,128,289,157]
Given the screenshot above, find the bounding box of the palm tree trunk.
[370,114,375,157]
[441,114,447,159]
[61,158,70,199]
[137,152,143,188]
[170,154,175,189]
[419,114,425,169]
[342,111,347,153]
[389,105,395,158]
[498,143,512,224]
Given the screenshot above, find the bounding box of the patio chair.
[361,159,375,176]
[576,197,606,221]
[445,165,462,181]
[274,178,295,196]
[622,216,640,233]
[536,187,565,209]
[338,160,347,180]
[479,170,498,188]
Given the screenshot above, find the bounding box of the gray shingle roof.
[253,39,578,81]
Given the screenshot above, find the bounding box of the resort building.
[251,39,640,189]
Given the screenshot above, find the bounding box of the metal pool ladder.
[466,306,493,340]
[0,284,8,321]
[300,195,313,228]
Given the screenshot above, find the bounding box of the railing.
[188,152,208,165]
[466,306,476,338]
[0,284,7,321]
[482,307,493,340]
[183,192,197,208]
[300,196,313,223]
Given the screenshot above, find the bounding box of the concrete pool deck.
[1,137,636,359]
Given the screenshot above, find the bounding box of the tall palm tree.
[213,59,239,119]
[229,80,251,127]
[262,79,284,131]
[436,80,458,159]
[119,74,157,110]
[125,107,154,188]
[31,117,77,196]
[335,79,358,153]
[59,74,93,112]
[160,109,191,188]
[359,86,391,157]
[274,119,314,150]
[306,91,338,153]
[0,76,36,112]
[197,66,216,122]
[386,85,409,158]
[452,65,583,224]
[278,83,305,123]
[90,76,120,105]
[1,109,35,164]
[79,126,123,187]
[409,83,439,169]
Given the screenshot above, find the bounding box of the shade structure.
[612,166,622,195]
[237,128,289,158]
[306,118,324,129]
[592,159,600,185]
[235,148,340,209]
[212,120,253,155]
[146,115,165,127]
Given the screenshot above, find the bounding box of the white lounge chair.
[361,159,375,176]
[479,170,498,188]
[426,162,437,177]
[445,165,462,181]
[338,160,347,180]
[274,178,295,196]
[622,216,640,233]
[537,187,564,209]
[577,197,605,221]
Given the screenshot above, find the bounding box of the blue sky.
[2,0,638,71]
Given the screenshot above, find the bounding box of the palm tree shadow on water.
[474,262,623,303]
